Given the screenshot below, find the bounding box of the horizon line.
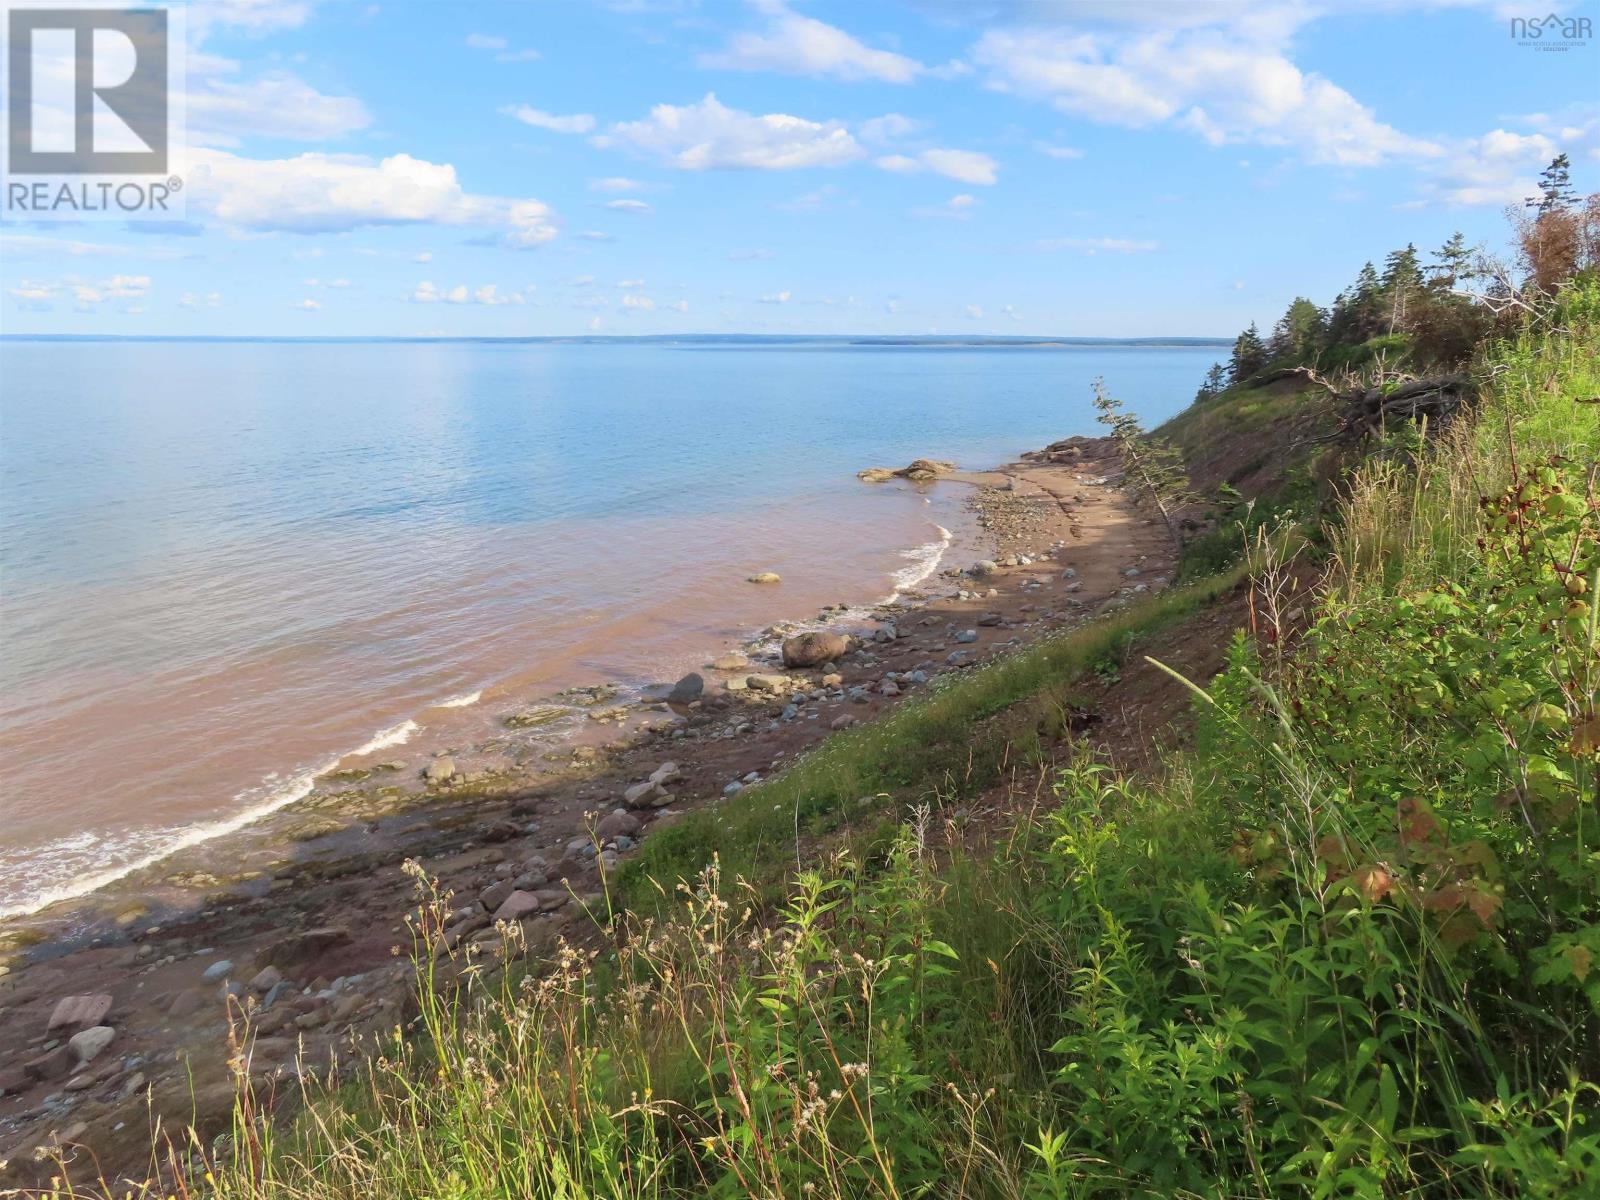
[0,331,1233,346]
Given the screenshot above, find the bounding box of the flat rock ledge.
[857,458,957,483]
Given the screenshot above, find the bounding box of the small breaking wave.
[887,524,952,600]
[434,690,482,709]
[0,715,423,921]
[347,719,420,757]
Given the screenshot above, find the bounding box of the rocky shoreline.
[0,436,1174,1192]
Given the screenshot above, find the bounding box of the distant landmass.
[0,332,1232,348]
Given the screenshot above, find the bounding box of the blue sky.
[2,0,1596,337]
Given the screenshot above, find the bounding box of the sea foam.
[889,524,952,597]
[0,716,422,920]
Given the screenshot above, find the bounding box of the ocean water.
[0,338,1221,917]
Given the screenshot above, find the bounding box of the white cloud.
[1416,123,1582,207]
[602,93,864,170]
[668,299,689,312]
[603,199,654,213]
[294,298,321,310]
[188,70,370,146]
[17,10,364,151]
[15,273,152,310]
[912,193,979,219]
[578,230,615,241]
[0,233,186,259]
[973,25,1439,167]
[700,1,923,83]
[190,0,312,39]
[758,290,792,303]
[187,148,559,246]
[414,250,433,262]
[1037,236,1159,253]
[590,176,645,192]
[468,33,540,62]
[776,185,841,212]
[616,278,646,288]
[412,281,528,305]
[622,293,656,310]
[179,291,224,309]
[859,114,924,145]
[964,304,984,319]
[503,105,597,135]
[920,149,998,184]
[1037,143,1084,159]
[877,147,998,184]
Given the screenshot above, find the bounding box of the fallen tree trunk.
[1296,368,1474,444]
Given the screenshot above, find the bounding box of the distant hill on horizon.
[0,332,1233,348]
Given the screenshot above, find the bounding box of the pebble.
[201,960,233,983]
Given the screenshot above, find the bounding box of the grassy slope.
[81,297,1598,1200]
[616,563,1246,915]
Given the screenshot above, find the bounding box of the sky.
[1,0,1596,338]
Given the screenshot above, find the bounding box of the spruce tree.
[1380,244,1423,332]
[1528,153,1576,216]
[1196,362,1227,401]
[1271,297,1327,363]
[1229,322,1268,384]
[1429,232,1473,289]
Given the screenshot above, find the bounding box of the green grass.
[616,564,1246,914]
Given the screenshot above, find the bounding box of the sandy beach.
[0,435,1174,1188]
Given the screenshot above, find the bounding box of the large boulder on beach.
[68,1026,114,1066]
[900,458,954,481]
[747,572,782,585]
[47,994,112,1034]
[666,673,704,704]
[492,891,542,922]
[255,926,350,970]
[782,631,851,669]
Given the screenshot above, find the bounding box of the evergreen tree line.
[1198,154,1591,399]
